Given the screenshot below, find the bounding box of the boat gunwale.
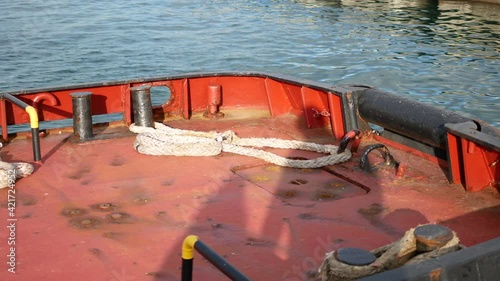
[0,71,372,97]
[0,71,498,191]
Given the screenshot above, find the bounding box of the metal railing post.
[181,235,251,281]
[0,93,41,161]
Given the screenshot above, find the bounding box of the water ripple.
[0,0,498,127]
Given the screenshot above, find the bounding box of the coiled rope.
[0,143,34,189]
[130,122,352,168]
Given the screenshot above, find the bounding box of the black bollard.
[334,247,376,266]
[131,85,154,128]
[414,224,454,252]
[70,92,93,141]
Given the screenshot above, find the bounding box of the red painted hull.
[0,73,499,280]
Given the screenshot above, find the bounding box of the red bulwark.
[0,74,499,280]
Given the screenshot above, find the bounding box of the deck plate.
[0,115,499,281]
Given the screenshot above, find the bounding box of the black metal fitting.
[359,144,399,173]
[70,92,93,141]
[334,247,376,266]
[0,93,42,161]
[337,129,361,154]
[181,237,251,281]
[414,224,454,253]
[31,127,41,161]
[357,89,474,149]
[131,85,154,128]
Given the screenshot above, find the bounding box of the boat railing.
[181,235,251,281]
[0,93,41,161]
[0,73,497,191]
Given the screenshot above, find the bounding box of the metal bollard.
[70,92,93,141]
[131,85,154,128]
[414,224,454,253]
[204,84,224,119]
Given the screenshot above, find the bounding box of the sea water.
[0,0,499,126]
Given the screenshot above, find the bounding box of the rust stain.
[289,179,308,185]
[211,223,223,229]
[61,208,88,217]
[161,179,175,186]
[264,165,283,172]
[145,271,168,278]
[328,181,346,189]
[358,203,387,217]
[279,189,298,198]
[246,237,274,247]
[102,232,125,240]
[133,197,150,205]
[70,217,101,229]
[21,213,32,219]
[22,199,38,206]
[298,213,316,220]
[88,248,103,257]
[156,211,167,218]
[65,166,91,180]
[90,203,118,212]
[249,175,271,182]
[105,212,133,224]
[295,168,314,173]
[316,190,336,200]
[110,156,126,166]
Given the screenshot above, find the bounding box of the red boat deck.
[1,111,499,281]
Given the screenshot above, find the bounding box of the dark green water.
[1,0,499,126]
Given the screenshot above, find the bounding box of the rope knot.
[215,131,238,144]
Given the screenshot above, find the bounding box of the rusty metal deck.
[1,113,499,281]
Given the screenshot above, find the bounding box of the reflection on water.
[0,0,498,126]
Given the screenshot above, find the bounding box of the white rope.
[0,160,34,189]
[130,122,352,168]
[0,142,34,189]
[318,226,463,281]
